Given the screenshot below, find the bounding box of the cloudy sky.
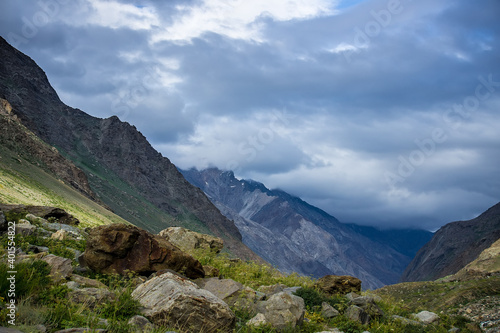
[1,0,499,230]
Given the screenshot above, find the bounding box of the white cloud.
[152,0,336,43]
[78,0,160,30]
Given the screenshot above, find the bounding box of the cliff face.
[0,36,260,261]
[181,167,433,289]
[401,202,500,282]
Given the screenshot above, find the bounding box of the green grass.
[0,145,129,228]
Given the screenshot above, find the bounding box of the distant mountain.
[401,202,500,282]
[0,36,260,261]
[181,167,433,289]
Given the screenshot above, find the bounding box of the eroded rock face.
[82,224,205,279]
[131,272,235,333]
[316,275,362,296]
[158,227,224,253]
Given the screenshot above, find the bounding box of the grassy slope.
[0,144,128,227]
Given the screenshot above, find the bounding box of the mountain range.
[181,168,433,288]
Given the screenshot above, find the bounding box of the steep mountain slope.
[401,202,500,282]
[0,101,128,226]
[0,36,259,261]
[181,167,433,289]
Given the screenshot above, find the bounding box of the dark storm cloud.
[0,0,498,230]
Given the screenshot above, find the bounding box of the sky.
[0,0,499,231]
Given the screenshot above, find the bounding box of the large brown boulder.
[158,227,224,253]
[132,272,235,332]
[316,275,362,296]
[82,224,205,279]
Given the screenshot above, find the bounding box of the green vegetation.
[1,228,497,332]
[0,144,129,228]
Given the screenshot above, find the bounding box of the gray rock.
[27,244,50,253]
[128,315,155,332]
[247,313,268,327]
[321,302,340,318]
[413,311,440,324]
[345,305,370,325]
[349,295,384,318]
[132,272,235,332]
[43,222,83,237]
[25,213,47,224]
[196,277,259,311]
[257,283,287,296]
[69,288,115,309]
[256,291,305,329]
[51,229,69,240]
[15,223,36,236]
[41,254,73,282]
[65,281,80,290]
[70,274,107,289]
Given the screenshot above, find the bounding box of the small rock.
[69,288,115,309]
[51,229,69,240]
[203,265,220,277]
[413,311,440,324]
[36,324,47,333]
[345,305,370,325]
[41,254,73,282]
[128,315,155,331]
[27,244,50,253]
[65,281,80,290]
[15,223,36,236]
[257,283,287,296]
[247,313,268,327]
[26,213,47,224]
[70,274,107,288]
[321,302,340,318]
[448,328,460,332]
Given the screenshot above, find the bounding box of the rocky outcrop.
[316,275,362,296]
[158,227,224,253]
[181,167,433,288]
[82,224,205,279]
[401,202,500,282]
[131,272,235,332]
[0,204,80,226]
